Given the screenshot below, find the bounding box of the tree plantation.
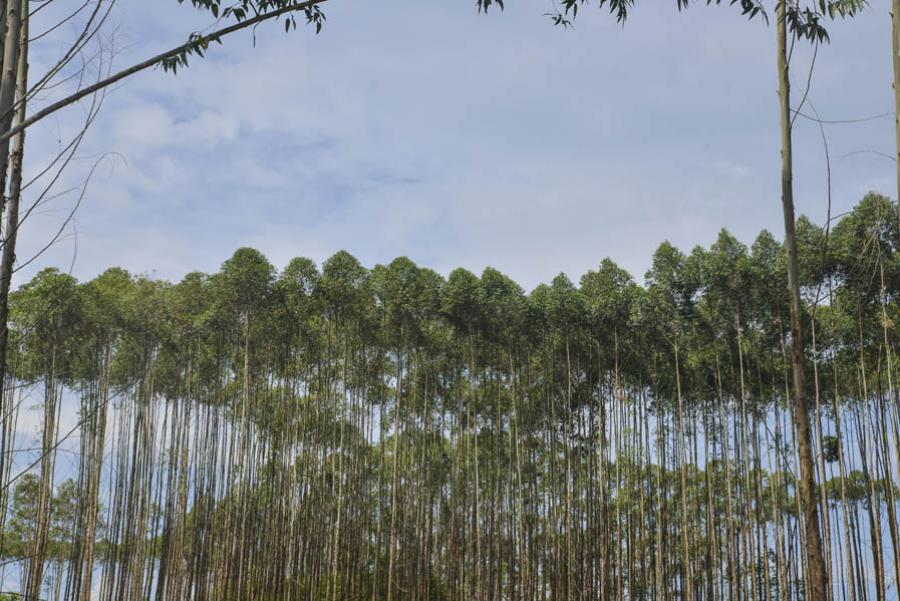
[0,192,894,600]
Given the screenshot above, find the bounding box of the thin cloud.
[12,0,895,291]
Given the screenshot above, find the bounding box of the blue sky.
[16,0,896,291]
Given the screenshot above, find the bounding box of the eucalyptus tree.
[370,256,442,601]
[68,267,133,601]
[309,251,376,599]
[439,267,482,601]
[7,267,82,601]
[826,193,900,600]
[476,266,527,600]
[206,248,274,599]
[100,275,173,601]
[318,252,377,601]
[4,473,40,561]
[534,272,586,601]
[642,241,703,599]
[150,270,213,601]
[579,258,640,599]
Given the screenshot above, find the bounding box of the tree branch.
[0,0,327,145]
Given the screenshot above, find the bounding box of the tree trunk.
[0,0,23,413]
[776,4,829,598]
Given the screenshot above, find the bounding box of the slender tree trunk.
[0,0,22,396]
[776,4,829,598]
[386,343,403,601]
[27,352,59,601]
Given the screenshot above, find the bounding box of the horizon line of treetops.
[11,192,897,357]
[1,191,899,601]
[18,191,899,329]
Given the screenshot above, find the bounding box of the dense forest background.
[0,192,894,600]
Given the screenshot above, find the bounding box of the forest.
[0,0,890,598]
[0,192,896,600]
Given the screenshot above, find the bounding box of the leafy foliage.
[3,194,898,600]
[161,0,327,73]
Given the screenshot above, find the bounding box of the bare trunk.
[0,0,23,406]
[776,3,829,597]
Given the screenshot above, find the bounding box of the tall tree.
[775,3,828,596]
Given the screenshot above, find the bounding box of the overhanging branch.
[0,0,328,145]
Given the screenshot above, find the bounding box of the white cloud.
[112,104,176,149]
[10,0,896,292]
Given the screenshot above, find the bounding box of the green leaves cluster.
[162,0,326,74]
[478,0,865,44]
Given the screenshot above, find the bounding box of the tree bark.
[0,0,23,400]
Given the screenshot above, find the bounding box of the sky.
[15,0,897,292]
